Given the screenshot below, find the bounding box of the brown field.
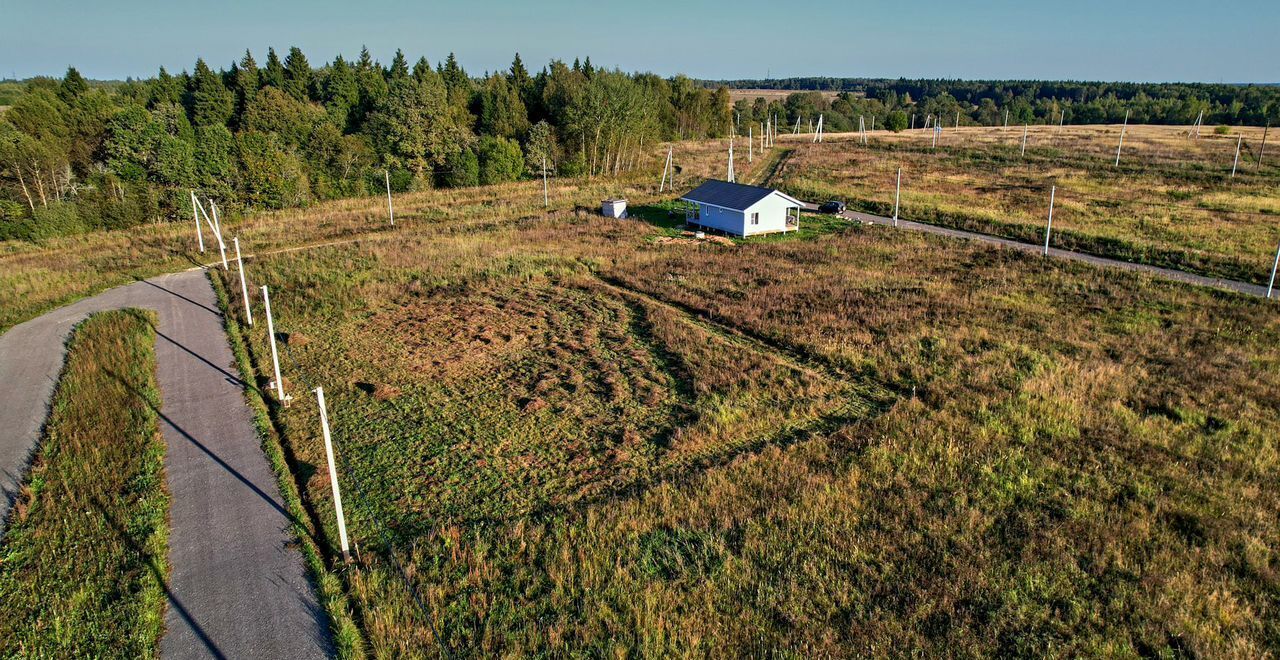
[728,88,844,103]
[774,124,1280,282]
[214,186,1278,656]
[4,123,1280,656]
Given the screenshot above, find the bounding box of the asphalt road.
[0,269,330,659]
[821,206,1269,298]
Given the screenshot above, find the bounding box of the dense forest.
[0,48,732,240]
[718,77,1280,133]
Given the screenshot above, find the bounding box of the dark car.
[819,200,846,214]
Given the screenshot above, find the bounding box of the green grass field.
[0,310,169,657]
[217,206,1279,656]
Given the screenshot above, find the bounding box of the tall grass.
[0,310,169,657]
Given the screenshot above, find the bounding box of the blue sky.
[2,0,1276,82]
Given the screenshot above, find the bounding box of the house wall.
[742,194,796,236]
[693,203,747,236]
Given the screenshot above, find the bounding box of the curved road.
[0,269,330,659]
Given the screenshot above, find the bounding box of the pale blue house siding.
[692,203,746,235]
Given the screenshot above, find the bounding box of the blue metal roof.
[680,179,798,211]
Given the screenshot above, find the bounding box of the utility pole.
[893,166,901,227]
[542,156,549,207]
[1258,122,1270,168]
[1115,109,1129,167]
[1021,124,1029,157]
[1004,108,1009,132]
[1043,186,1056,257]
[211,201,228,270]
[233,237,253,326]
[261,285,288,404]
[384,170,394,226]
[1269,238,1280,299]
[191,191,204,253]
[749,126,754,163]
[659,146,671,193]
[314,387,350,564]
[727,139,735,183]
[1231,136,1243,178]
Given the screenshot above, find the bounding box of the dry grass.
[0,310,168,657]
[209,202,1279,656]
[774,124,1280,283]
[728,89,843,103]
[0,135,755,332]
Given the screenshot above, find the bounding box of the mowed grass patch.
[0,309,169,657]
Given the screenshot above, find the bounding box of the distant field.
[728,88,843,102]
[777,124,1280,283]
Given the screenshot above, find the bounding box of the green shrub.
[1214,125,1231,135]
[477,135,524,185]
[442,148,479,187]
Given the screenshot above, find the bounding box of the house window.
[750,212,759,225]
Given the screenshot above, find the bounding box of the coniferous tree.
[59,67,89,103]
[149,67,184,108]
[262,48,286,89]
[283,47,313,102]
[388,49,409,81]
[411,57,433,84]
[324,55,359,130]
[353,46,388,130]
[233,50,260,126]
[186,58,234,128]
[474,73,529,140]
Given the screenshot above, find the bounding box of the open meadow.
[2,121,1279,656]
[776,124,1280,283]
[215,187,1279,655]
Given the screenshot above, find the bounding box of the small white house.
[602,198,628,218]
[680,180,802,237]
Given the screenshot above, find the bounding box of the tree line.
[0,49,734,240]
[721,78,1280,135]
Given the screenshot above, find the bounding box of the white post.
[893,166,901,227]
[1021,124,1029,157]
[261,285,287,403]
[209,199,222,237]
[1259,123,1270,168]
[871,115,875,132]
[749,126,754,162]
[384,170,394,226]
[911,113,915,130]
[191,191,204,253]
[314,387,350,564]
[932,126,938,149]
[1269,239,1280,299]
[542,155,549,206]
[1231,136,1242,178]
[211,202,229,270]
[233,237,253,326]
[1043,185,1056,257]
[1004,108,1009,131]
[793,116,801,134]
[955,111,960,129]
[1059,109,1065,132]
[1115,109,1129,167]
[727,140,735,183]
